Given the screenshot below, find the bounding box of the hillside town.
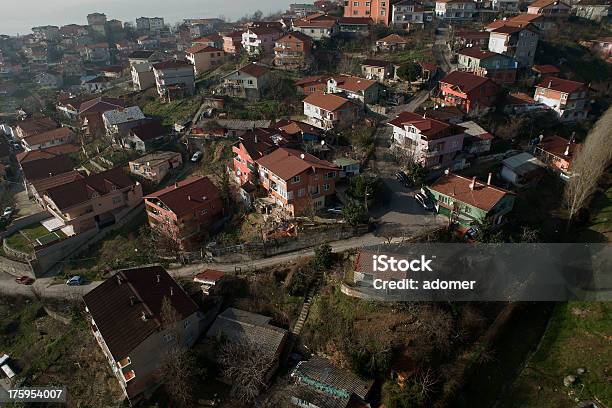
[0,0,611,407]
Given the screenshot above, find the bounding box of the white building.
[488,24,539,67]
[392,1,428,29]
[131,62,155,91]
[435,0,477,20]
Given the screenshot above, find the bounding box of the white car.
[191,151,203,162]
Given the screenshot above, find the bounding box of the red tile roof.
[532,64,560,74]
[389,111,465,140]
[276,32,313,43]
[20,155,74,182]
[131,121,167,142]
[83,266,199,360]
[193,269,225,283]
[429,173,512,212]
[236,62,270,78]
[457,47,498,59]
[45,166,136,210]
[303,91,353,112]
[529,0,570,8]
[152,60,193,70]
[185,44,222,54]
[377,34,408,44]
[440,71,494,93]
[16,117,57,137]
[362,58,391,68]
[256,147,338,180]
[538,135,582,161]
[79,97,125,114]
[145,176,221,217]
[331,74,377,92]
[22,127,74,146]
[536,76,586,93]
[295,74,332,87]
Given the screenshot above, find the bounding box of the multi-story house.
[144,176,224,248]
[242,27,284,56]
[295,74,333,94]
[83,266,203,402]
[533,77,589,122]
[452,30,491,51]
[424,172,515,227]
[222,31,244,54]
[42,167,143,235]
[343,0,394,25]
[152,60,195,100]
[590,37,612,62]
[128,50,165,66]
[79,97,125,138]
[528,0,571,15]
[80,43,110,64]
[437,71,500,116]
[192,33,223,49]
[574,1,611,22]
[256,147,340,216]
[392,0,427,29]
[102,106,147,139]
[435,0,477,20]
[87,12,107,36]
[303,92,361,129]
[292,13,339,40]
[219,62,271,99]
[14,117,57,140]
[488,24,539,67]
[492,0,519,11]
[362,59,396,82]
[32,25,60,41]
[457,48,518,84]
[274,32,313,70]
[135,17,165,32]
[232,129,280,185]
[185,45,224,76]
[129,151,182,184]
[131,62,155,91]
[389,111,466,169]
[327,74,382,104]
[21,127,75,151]
[487,13,555,32]
[533,135,581,179]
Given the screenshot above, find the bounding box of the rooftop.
[303,91,353,112]
[429,173,512,212]
[145,176,221,217]
[440,71,494,93]
[256,147,338,180]
[536,76,586,93]
[389,111,465,140]
[103,106,146,125]
[22,127,74,147]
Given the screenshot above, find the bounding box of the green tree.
[312,243,333,271]
[406,163,427,186]
[342,201,369,226]
[397,62,422,82]
[472,218,505,243]
[382,380,426,408]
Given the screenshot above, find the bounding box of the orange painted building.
[344,0,393,25]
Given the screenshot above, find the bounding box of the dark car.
[15,276,34,285]
[415,192,434,211]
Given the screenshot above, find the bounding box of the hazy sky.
[1,0,289,35]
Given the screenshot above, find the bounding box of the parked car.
[66,276,83,286]
[2,207,13,218]
[395,171,413,187]
[327,206,344,215]
[415,192,434,211]
[15,276,34,285]
[465,226,478,240]
[191,151,203,162]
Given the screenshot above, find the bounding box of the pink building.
[389,111,466,169]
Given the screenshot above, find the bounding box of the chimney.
[487,172,492,185]
[548,80,552,88]
[300,153,305,160]
[254,134,258,143]
[156,274,160,283]
[564,143,570,156]
[469,176,476,190]
[117,275,123,285]
[130,296,136,306]
[170,287,174,296]
[175,182,179,188]
[202,196,207,201]
[539,134,544,142]
[187,195,192,201]
[141,311,147,321]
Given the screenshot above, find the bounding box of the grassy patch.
[142,94,203,125]
[500,302,612,408]
[5,222,65,252]
[580,185,612,242]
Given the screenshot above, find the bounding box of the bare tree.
[563,107,612,229]
[160,297,197,408]
[415,367,439,398]
[218,340,274,403]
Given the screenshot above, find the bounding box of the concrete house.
[424,172,515,227]
[83,266,203,402]
[574,1,611,22]
[274,32,313,71]
[435,0,477,20]
[456,48,518,84]
[129,151,182,184]
[79,97,125,138]
[219,63,271,99]
[42,167,143,235]
[392,0,428,29]
[256,147,340,216]
[528,0,571,15]
[303,92,361,130]
[375,34,409,51]
[131,62,155,91]
[533,77,589,122]
[292,13,339,40]
[185,45,225,76]
[242,27,284,56]
[327,74,382,105]
[232,129,280,185]
[501,152,546,187]
[103,106,147,139]
[21,127,75,151]
[389,111,466,169]
[343,0,393,25]
[222,31,244,54]
[121,121,167,153]
[438,71,500,116]
[144,176,224,249]
[361,59,397,82]
[488,24,539,67]
[533,135,582,178]
[152,60,196,100]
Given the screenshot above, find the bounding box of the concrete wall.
[0,211,51,240]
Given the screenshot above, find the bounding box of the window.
[112,196,122,205]
[291,175,301,184]
[325,171,336,179]
[201,209,208,215]
[354,1,359,5]
[323,184,330,191]
[298,188,306,197]
[164,333,175,343]
[183,320,191,329]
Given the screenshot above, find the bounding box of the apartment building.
[274,32,313,70]
[185,45,225,76]
[232,129,281,185]
[392,0,428,29]
[292,13,339,40]
[242,27,284,56]
[533,77,589,122]
[152,60,196,100]
[389,111,466,169]
[256,148,339,216]
[144,176,224,248]
[129,151,183,184]
[327,74,382,104]
[435,0,477,20]
[222,31,244,54]
[438,71,500,116]
[457,48,518,84]
[488,24,539,67]
[343,0,394,25]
